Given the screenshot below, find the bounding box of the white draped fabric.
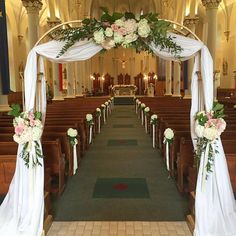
[0,33,235,236]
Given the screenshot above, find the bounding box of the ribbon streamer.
[166,141,170,171]
[106,106,109,119]
[152,124,155,148]
[103,109,106,124]
[135,103,137,114]
[73,144,78,175]
[145,115,148,133]
[98,116,101,133]
[89,125,93,144]
[141,110,144,125]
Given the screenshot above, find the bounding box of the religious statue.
[222,59,228,76]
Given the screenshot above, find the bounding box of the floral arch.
[0,10,236,236]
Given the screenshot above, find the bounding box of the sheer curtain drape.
[0,35,235,236]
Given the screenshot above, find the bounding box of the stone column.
[183,16,199,99]
[66,63,75,98]
[47,20,64,101]
[173,62,181,97]
[165,61,172,96]
[201,0,222,69]
[22,0,43,50]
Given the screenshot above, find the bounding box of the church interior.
[0,0,236,236]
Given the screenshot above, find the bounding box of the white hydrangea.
[203,127,218,141]
[124,19,138,34]
[124,33,138,44]
[164,128,174,140]
[115,19,124,27]
[141,103,146,108]
[195,123,205,138]
[32,126,42,141]
[114,32,124,43]
[86,114,93,121]
[151,114,158,120]
[67,128,78,137]
[144,107,150,113]
[101,39,115,50]
[93,29,105,44]
[105,27,113,37]
[138,19,151,38]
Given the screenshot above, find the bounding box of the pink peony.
[111,24,119,32]
[15,125,25,135]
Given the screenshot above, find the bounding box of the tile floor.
[47,221,192,236]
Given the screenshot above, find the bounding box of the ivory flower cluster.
[13,111,43,145]
[67,128,78,146]
[93,17,151,50]
[144,106,150,114]
[150,114,158,125]
[195,111,226,141]
[164,128,174,141]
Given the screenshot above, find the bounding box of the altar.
[112,84,137,97]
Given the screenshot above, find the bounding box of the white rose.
[34,119,42,127]
[67,128,78,137]
[144,107,150,113]
[114,32,124,43]
[105,27,113,37]
[32,126,42,141]
[203,127,218,141]
[124,19,138,34]
[164,128,174,140]
[115,19,124,27]
[141,103,146,108]
[101,39,115,50]
[218,118,226,135]
[138,19,151,38]
[151,114,158,120]
[93,29,105,44]
[86,114,93,121]
[124,33,138,44]
[195,123,205,138]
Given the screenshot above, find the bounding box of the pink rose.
[111,24,119,32]
[15,125,24,135]
[118,27,127,36]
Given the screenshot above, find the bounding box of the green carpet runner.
[53,105,188,221]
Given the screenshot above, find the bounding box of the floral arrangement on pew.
[110,97,114,109]
[150,114,158,148]
[67,128,78,174]
[105,101,109,118]
[163,128,174,174]
[135,99,139,114]
[8,104,43,168]
[101,104,106,124]
[54,7,182,57]
[96,108,102,133]
[194,102,226,188]
[86,114,94,144]
[144,106,150,133]
[140,103,146,125]
[108,99,112,114]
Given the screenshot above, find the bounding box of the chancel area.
[0,1,236,236]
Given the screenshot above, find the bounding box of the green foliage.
[34,111,42,120]
[212,102,225,119]
[53,7,183,57]
[8,104,21,117]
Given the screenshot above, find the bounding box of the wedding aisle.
[52,105,188,221]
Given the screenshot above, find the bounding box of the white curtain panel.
[0,35,235,236]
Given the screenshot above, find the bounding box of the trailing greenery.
[54,7,182,57]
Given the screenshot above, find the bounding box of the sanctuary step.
[114,96,134,105]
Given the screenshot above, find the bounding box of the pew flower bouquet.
[96,108,101,117]
[101,104,106,109]
[67,128,78,146]
[194,102,226,177]
[150,114,158,125]
[86,113,94,126]
[8,104,43,167]
[105,101,109,106]
[141,103,146,110]
[163,128,174,144]
[144,106,150,115]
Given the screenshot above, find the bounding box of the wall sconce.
[101,76,105,81]
[153,74,158,80]
[143,74,148,80]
